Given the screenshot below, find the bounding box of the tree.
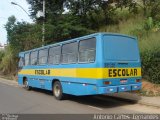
[26,0,94,43]
[150,0,160,22]
[3,16,43,74]
[5,16,42,53]
[5,16,16,43]
[0,50,4,62]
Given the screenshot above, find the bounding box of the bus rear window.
[103,35,140,61]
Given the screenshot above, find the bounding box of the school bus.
[18,33,142,100]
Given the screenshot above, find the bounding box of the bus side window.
[38,48,48,65]
[79,38,96,63]
[24,53,30,66]
[18,57,24,69]
[31,51,38,65]
[62,42,78,64]
[48,46,61,64]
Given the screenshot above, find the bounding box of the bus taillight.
[136,79,141,82]
[104,81,111,85]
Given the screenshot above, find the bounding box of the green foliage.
[99,16,145,35]
[141,49,160,84]
[144,17,153,30]
[0,50,5,62]
[5,16,43,52]
[150,1,160,22]
[115,0,138,13]
[27,0,139,30]
[0,46,17,74]
[45,15,94,44]
[3,16,43,74]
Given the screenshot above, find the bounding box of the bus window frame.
[24,52,30,66]
[30,50,38,65]
[38,48,49,65]
[48,45,62,65]
[61,41,78,64]
[78,37,96,64]
[18,57,24,69]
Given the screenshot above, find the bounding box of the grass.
[99,15,145,35]
[99,15,160,53]
[139,32,160,53]
[0,74,14,81]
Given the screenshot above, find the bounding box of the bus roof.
[19,32,136,55]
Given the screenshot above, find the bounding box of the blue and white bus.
[18,33,142,100]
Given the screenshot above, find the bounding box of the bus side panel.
[44,79,52,90]
[28,76,52,90]
[28,77,41,88]
[61,81,98,96]
[18,75,23,85]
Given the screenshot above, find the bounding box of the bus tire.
[53,81,64,100]
[23,78,31,90]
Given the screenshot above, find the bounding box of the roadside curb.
[107,95,160,108]
[104,93,160,108]
[0,77,18,85]
[138,101,160,108]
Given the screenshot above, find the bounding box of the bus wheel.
[24,78,31,90]
[53,81,64,100]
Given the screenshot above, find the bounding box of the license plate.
[120,79,127,84]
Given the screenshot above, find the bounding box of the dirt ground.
[142,80,160,96]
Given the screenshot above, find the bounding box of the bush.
[140,32,160,84]
[0,46,17,75]
[141,49,160,84]
[0,50,5,62]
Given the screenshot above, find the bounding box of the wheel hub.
[54,84,60,97]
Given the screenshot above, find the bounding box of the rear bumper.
[98,83,142,94]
